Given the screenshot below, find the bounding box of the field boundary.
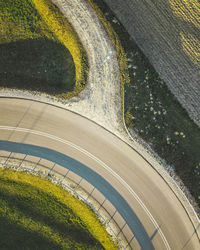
[101,0,200,126]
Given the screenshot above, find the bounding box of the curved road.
[0,98,199,249]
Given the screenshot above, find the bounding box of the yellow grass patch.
[169,0,200,29]
[32,0,88,90]
[180,31,200,65]
[169,0,200,65]
[0,168,117,249]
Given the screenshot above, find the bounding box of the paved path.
[0,98,199,249]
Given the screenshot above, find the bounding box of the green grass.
[0,0,49,43]
[0,39,75,94]
[90,0,200,209]
[0,0,78,96]
[0,168,117,249]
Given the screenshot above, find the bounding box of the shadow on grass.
[0,216,62,250]
[0,38,75,94]
[0,176,103,249]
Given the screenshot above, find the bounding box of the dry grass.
[169,0,200,29]
[180,31,200,65]
[169,0,200,66]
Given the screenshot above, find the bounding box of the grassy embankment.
[0,168,118,249]
[90,0,200,208]
[0,0,88,98]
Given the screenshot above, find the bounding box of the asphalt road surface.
[0,98,199,249]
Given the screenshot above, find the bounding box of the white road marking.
[0,125,170,249]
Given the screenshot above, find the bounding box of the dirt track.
[103,0,200,125]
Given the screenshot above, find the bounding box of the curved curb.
[0,140,155,250]
[0,163,125,249]
[122,91,200,242]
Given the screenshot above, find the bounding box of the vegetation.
[0,0,53,43]
[180,31,200,66]
[0,39,75,94]
[32,0,89,98]
[169,0,200,29]
[0,0,88,98]
[169,0,200,65]
[0,168,117,249]
[89,0,200,209]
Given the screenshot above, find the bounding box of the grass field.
[0,0,88,98]
[90,0,200,209]
[0,168,117,249]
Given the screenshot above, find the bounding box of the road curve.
[0,140,154,249]
[0,98,199,249]
[0,0,122,132]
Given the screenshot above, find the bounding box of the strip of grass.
[0,168,117,249]
[0,0,88,98]
[89,0,200,209]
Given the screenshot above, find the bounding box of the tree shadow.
[0,38,75,94]
[0,176,103,249]
[0,216,62,250]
